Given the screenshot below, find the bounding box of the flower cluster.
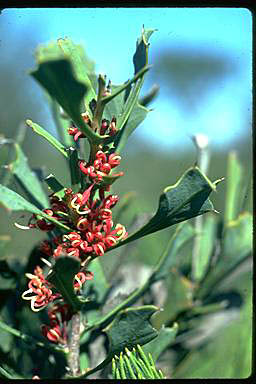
[41,302,72,344]
[22,266,61,312]
[79,150,122,183]
[68,113,117,142]
[21,114,127,343]
[28,178,127,261]
[22,266,93,314]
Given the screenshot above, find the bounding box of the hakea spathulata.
[21,111,127,344]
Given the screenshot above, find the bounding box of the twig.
[68,312,81,376]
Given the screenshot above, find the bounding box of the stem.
[68,312,81,376]
[191,134,210,282]
[92,74,106,134]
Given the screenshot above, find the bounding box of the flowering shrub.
[0,27,252,379]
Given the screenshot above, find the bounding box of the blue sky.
[1,8,252,150]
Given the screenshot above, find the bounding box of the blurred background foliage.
[0,9,252,379]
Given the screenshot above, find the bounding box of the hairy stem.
[68,312,81,376]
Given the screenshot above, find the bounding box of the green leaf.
[197,212,252,298]
[31,59,104,144]
[0,235,10,261]
[82,223,193,336]
[133,27,156,74]
[26,119,68,158]
[0,319,67,355]
[156,269,194,325]
[10,143,49,209]
[114,102,149,154]
[47,255,86,312]
[112,167,219,249]
[112,345,165,379]
[104,306,158,356]
[79,306,159,378]
[80,258,110,328]
[174,284,252,378]
[0,260,17,290]
[50,98,74,147]
[80,352,90,372]
[44,174,65,198]
[193,213,218,282]
[139,84,160,107]
[101,27,155,151]
[142,323,179,362]
[151,222,195,282]
[57,38,97,119]
[224,151,242,223]
[0,184,70,231]
[67,147,81,192]
[0,364,25,379]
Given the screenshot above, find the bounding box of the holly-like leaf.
[31,59,104,144]
[104,306,159,356]
[47,255,87,312]
[56,38,97,118]
[0,184,70,231]
[133,26,156,74]
[78,306,158,378]
[112,167,220,249]
[9,143,49,209]
[101,28,155,151]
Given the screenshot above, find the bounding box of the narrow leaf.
[151,222,195,282]
[197,212,252,298]
[224,151,242,223]
[0,365,24,379]
[0,184,70,231]
[26,119,68,158]
[10,143,49,209]
[0,319,67,354]
[139,84,160,107]
[67,147,80,192]
[114,102,149,154]
[142,323,179,362]
[80,258,109,328]
[193,212,218,282]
